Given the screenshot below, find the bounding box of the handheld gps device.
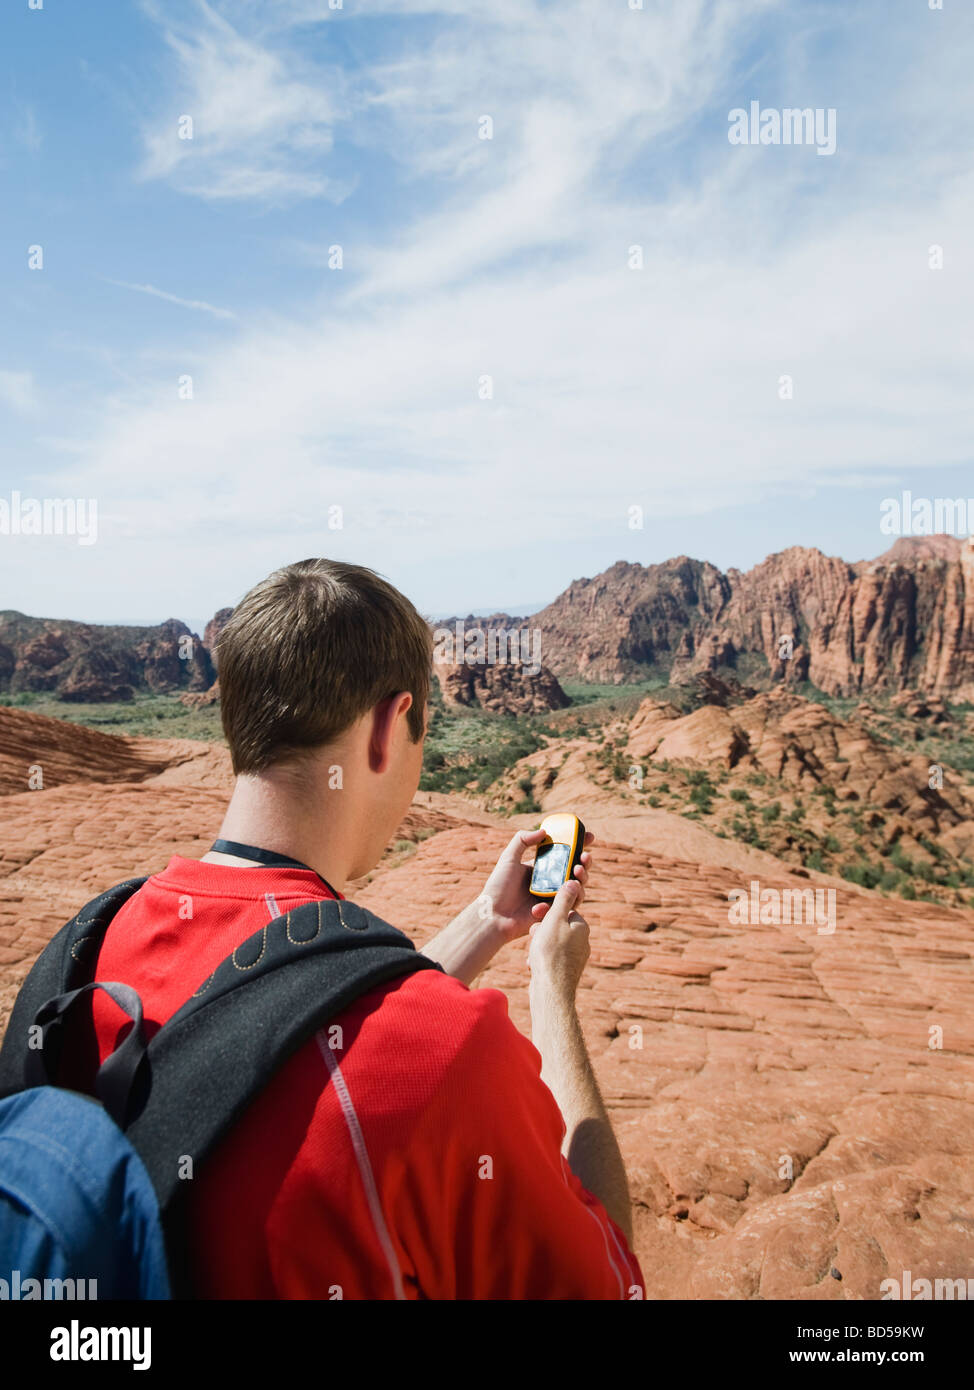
[528,813,586,899]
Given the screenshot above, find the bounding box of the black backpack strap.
[120,897,442,1298]
[0,878,147,1100]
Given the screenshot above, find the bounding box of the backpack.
[0,876,443,1299]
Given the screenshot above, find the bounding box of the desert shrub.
[729,788,750,803]
[841,860,882,890]
[689,785,713,813]
[804,849,826,872]
[890,846,914,874]
[687,770,715,791]
[761,801,781,823]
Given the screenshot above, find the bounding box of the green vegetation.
[840,860,883,891]
[419,683,549,799]
[0,691,224,742]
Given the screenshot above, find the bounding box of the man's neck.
[203,767,354,896]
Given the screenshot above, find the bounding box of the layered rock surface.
[355,822,974,1300]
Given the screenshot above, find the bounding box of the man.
[68,558,645,1299]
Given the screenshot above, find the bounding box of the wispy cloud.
[137,0,353,203]
[0,370,38,413]
[104,278,237,321]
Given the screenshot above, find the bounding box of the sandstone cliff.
[528,536,974,698]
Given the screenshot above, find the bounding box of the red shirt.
[72,856,645,1300]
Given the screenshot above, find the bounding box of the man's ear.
[368,691,413,773]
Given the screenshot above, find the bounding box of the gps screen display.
[531,842,571,893]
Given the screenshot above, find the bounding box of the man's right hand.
[527,878,590,997]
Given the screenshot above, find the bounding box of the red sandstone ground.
[0,707,971,1299]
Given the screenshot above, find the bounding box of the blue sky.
[1,0,972,634]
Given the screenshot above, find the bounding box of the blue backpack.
[0,877,441,1299]
[0,1087,170,1299]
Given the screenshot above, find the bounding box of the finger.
[548,879,582,921]
[583,831,596,846]
[499,827,547,866]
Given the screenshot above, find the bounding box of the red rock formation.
[525,537,974,698]
[624,688,972,833]
[0,612,214,702]
[432,658,570,716]
[526,558,731,684]
[204,608,234,666]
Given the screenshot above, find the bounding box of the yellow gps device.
[528,813,586,898]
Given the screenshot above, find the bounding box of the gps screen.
[531,842,571,893]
